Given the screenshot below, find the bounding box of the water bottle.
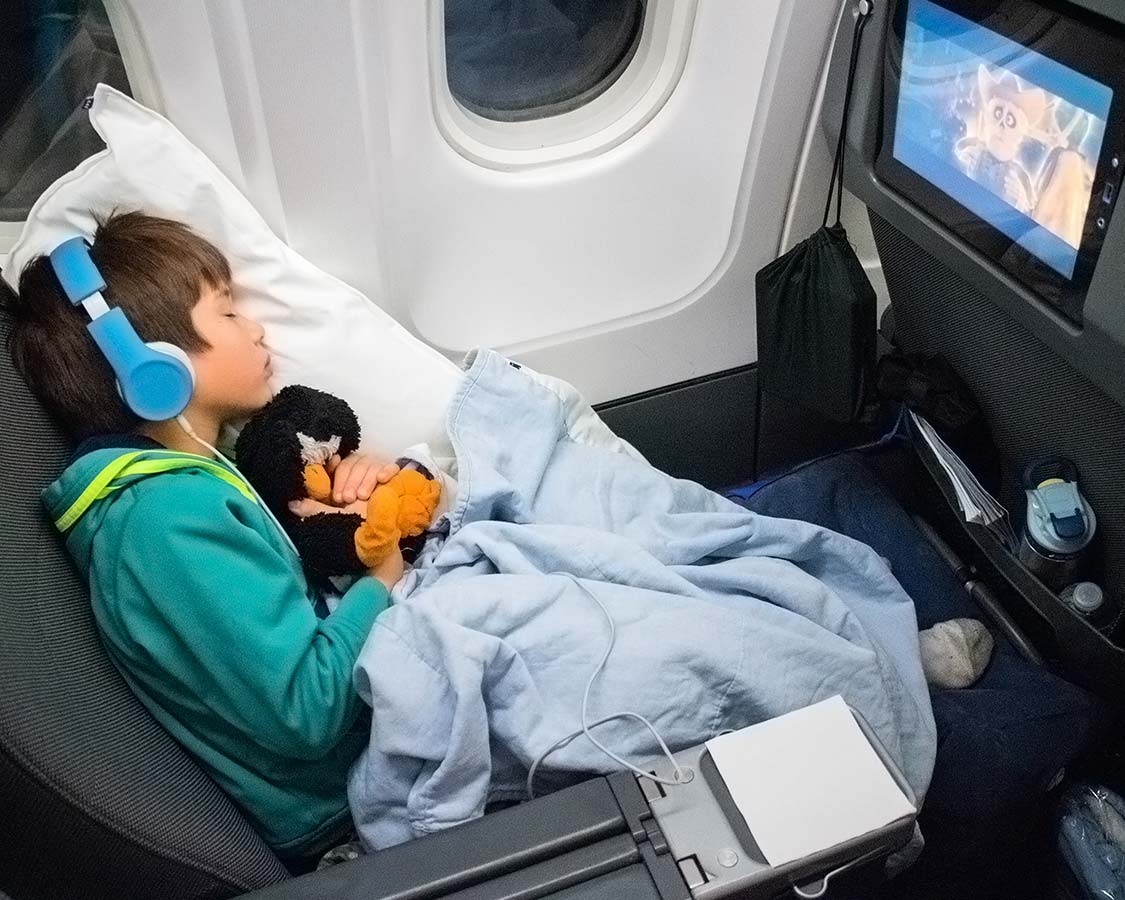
[1018,458,1096,592]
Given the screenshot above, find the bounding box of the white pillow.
[3,84,459,461]
[4,84,645,468]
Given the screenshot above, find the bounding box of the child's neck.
[140,411,222,458]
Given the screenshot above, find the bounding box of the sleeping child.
[4,210,397,867]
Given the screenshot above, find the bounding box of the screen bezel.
[875,0,1125,325]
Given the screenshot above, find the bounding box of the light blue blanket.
[348,350,936,849]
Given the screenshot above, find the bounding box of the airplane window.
[0,0,131,221]
[444,0,645,122]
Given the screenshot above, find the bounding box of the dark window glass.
[445,0,645,122]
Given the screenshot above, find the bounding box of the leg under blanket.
[348,350,936,849]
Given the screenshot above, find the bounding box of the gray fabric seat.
[0,306,290,900]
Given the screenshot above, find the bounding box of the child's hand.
[367,545,405,591]
[329,453,401,505]
[288,497,367,518]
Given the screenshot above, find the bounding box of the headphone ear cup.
[115,344,194,400]
[146,341,196,388]
[113,340,195,421]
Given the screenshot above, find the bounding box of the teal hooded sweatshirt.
[42,436,389,856]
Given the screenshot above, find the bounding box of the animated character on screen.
[954,64,1094,249]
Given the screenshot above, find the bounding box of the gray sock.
[918,618,994,689]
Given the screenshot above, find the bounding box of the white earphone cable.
[526,573,694,799]
[176,415,302,559]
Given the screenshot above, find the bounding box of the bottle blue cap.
[1025,479,1095,556]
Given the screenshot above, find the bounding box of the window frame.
[429,0,699,170]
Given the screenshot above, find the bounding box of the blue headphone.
[49,237,195,421]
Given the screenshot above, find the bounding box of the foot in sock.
[918,618,994,689]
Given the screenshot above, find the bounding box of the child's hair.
[2,211,231,439]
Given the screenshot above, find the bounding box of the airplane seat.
[0,305,292,900]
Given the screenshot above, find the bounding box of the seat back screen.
[878,0,1125,323]
[895,0,1110,278]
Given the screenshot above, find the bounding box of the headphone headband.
[49,237,106,305]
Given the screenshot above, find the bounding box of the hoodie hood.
[42,435,257,573]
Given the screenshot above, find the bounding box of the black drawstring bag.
[754,4,875,463]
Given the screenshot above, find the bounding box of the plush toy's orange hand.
[354,470,441,567]
[303,463,333,503]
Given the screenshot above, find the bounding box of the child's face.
[187,282,273,420]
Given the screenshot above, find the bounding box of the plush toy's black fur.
[236,385,360,514]
[284,509,366,577]
[235,385,366,580]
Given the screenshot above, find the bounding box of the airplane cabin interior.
[3,1,1125,899]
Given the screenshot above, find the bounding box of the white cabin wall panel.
[111,0,841,404]
[219,0,396,317]
[198,1,288,240]
[781,7,890,318]
[778,3,841,258]
[513,0,841,400]
[117,2,252,210]
[379,0,780,353]
[116,0,290,237]
[780,6,891,321]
